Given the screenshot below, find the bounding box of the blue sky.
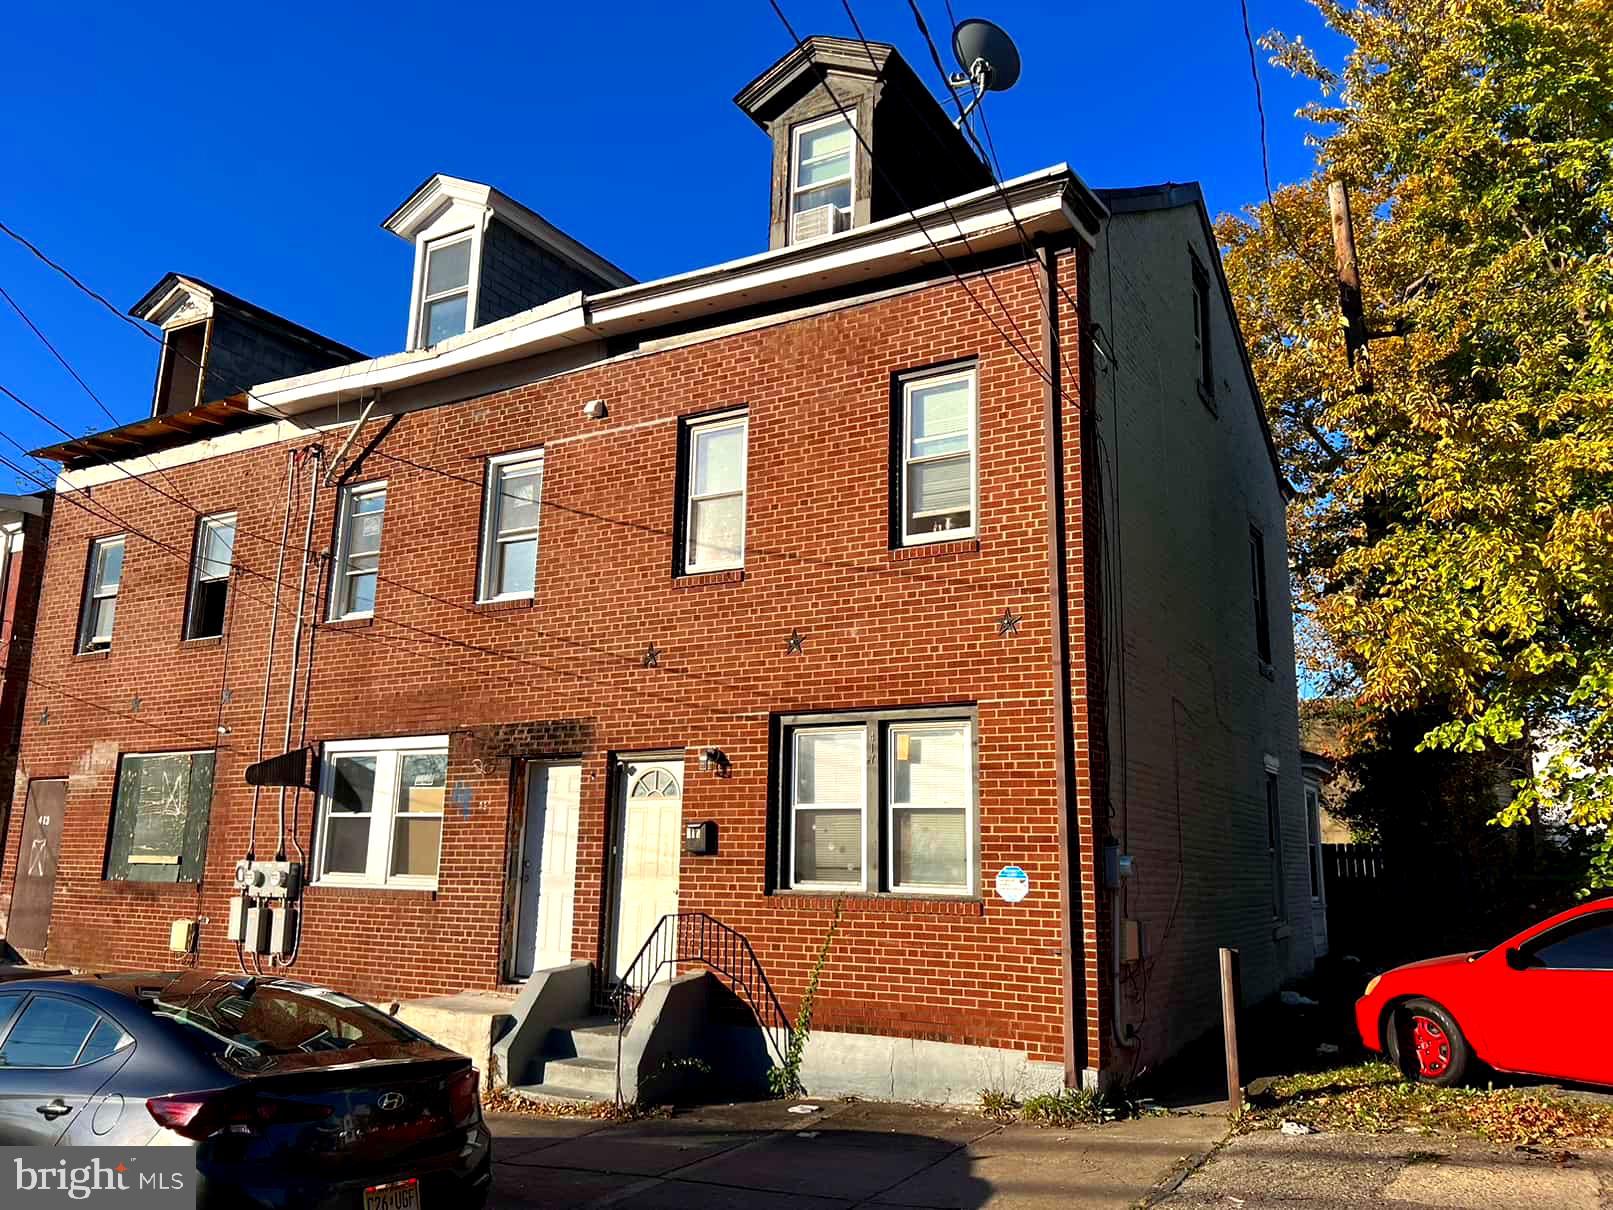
[0,0,1341,474]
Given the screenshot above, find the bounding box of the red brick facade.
[0,499,49,911]
[1,253,1108,1075]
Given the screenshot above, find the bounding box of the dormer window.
[419,233,474,347]
[790,112,855,243]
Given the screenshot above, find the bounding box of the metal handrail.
[610,912,792,1104]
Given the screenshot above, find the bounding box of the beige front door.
[609,758,683,982]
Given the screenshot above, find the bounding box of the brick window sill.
[672,569,746,591]
[770,892,984,917]
[888,538,981,563]
[321,616,375,630]
[179,635,225,650]
[472,598,535,615]
[74,648,112,661]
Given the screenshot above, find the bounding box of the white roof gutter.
[251,164,1102,418]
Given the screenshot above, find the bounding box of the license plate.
[364,1178,420,1210]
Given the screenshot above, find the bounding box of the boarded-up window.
[105,751,215,883]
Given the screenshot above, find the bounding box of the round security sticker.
[995,864,1030,903]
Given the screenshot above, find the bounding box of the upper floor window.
[330,483,386,621]
[479,450,543,602]
[1191,255,1214,403]
[185,512,236,640]
[778,708,976,896]
[1265,760,1286,920]
[791,112,855,242]
[419,233,473,347]
[1249,525,1273,667]
[105,750,216,883]
[680,411,748,574]
[314,735,448,890]
[77,535,125,653]
[898,365,977,546]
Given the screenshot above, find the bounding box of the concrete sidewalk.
[1155,1129,1613,1209]
[487,1099,1228,1209]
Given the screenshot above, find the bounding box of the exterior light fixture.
[698,747,730,775]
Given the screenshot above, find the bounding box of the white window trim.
[790,111,857,221]
[682,410,748,574]
[1305,783,1324,905]
[313,734,449,891]
[787,726,869,893]
[899,365,979,546]
[478,449,544,603]
[185,511,236,639]
[885,719,975,896]
[78,535,125,652]
[329,481,386,622]
[411,228,480,350]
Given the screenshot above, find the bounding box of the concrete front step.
[565,1019,620,1063]
[507,1082,611,1105]
[537,1054,617,1098]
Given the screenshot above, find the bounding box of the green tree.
[1218,0,1613,882]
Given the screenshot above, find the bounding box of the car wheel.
[1387,998,1470,1086]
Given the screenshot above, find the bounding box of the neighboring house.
[0,38,1307,1098]
[0,492,50,946]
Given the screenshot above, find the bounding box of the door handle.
[36,1099,71,1120]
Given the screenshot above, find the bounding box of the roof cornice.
[734,36,896,127]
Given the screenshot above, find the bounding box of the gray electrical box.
[243,904,271,954]
[234,860,302,900]
[269,905,298,957]
[226,897,245,943]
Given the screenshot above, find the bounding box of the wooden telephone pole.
[1328,180,1407,387]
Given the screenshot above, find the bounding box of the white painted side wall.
[1090,202,1311,1071]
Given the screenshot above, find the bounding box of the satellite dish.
[952,18,1022,92]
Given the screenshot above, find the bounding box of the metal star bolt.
[38,708,48,725]
[785,628,806,655]
[642,642,661,669]
[997,607,1022,638]
[221,687,234,705]
[130,695,142,714]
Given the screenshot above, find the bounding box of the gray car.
[0,970,492,1209]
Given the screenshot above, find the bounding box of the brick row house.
[0,39,1310,1099]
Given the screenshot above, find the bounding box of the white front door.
[610,758,683,982]
[512,762,581,981]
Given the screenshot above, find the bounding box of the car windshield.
[147,975,420,1071]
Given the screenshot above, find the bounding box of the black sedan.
[0,970,492,1209]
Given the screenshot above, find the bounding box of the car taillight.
[446,1067,480,1127]
[147,1092,333,1141]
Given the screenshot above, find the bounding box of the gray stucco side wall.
[476,218,609,327]
[1087,201,1311,1073]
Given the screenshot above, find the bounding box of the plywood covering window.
[104,751,215,883]
[155,323,207,416]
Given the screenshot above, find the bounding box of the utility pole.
[1328,181,1368,369]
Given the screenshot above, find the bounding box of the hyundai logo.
[378,1092,406,1112]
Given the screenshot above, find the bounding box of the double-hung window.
[680,411,748,574]
[185,512,236,639]
[104,750,215,883]
[1265,761,1286,920]
[479,450,543,601]
[78,535,125,653]
[898,365,977,545]
[790,112,854,241]
[1249,525,1273,667]
[330,483,386,621]
[418,233,473,347]
[780,708,976,896]
[315,736,448,889]
[1191,254,1214,401]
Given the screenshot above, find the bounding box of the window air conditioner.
[792,203,849,244]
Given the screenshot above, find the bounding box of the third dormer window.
[420,233,473,346]
[790,112,855,243]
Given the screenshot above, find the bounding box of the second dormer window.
[420,234,473,346]
[791,112,855,242]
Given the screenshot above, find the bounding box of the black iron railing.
[610,913,792,1103]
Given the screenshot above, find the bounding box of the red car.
[1356,896,1613,1086]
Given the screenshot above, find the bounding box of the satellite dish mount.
[948,17,1022,129]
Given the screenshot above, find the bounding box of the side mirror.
[1504,947,1529,971]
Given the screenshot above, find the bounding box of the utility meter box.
[684,820,717,855]
[243,904,271,955]
[168,919,196,954]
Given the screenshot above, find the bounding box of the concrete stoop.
[393,991,517,1079]
[510,1015,620,1103]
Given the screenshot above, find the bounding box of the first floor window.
[78,535,125,653]
[330,483,386,620]
[186,512,236,639]
[680,410,748,573]
[479,450,543,601]
[780,709,975,895]
[105,750,215,883]
[898,365,977,545]
[315,736,447,889]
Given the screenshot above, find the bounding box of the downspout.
[276,446,322,861]
[1038,243,1083,1086]
[250,449,298,861]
